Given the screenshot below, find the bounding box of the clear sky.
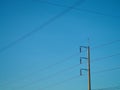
[0,0,120,90]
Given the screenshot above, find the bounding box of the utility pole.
[80,46,91,90]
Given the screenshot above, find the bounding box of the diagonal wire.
[10,52,120,90]
[36,0,120,18]
[37,66,120,90]
[1,39,120,88]
[0,0,85,53]
[12,64,80,90]
[91,39,120,50]
[93,86,120,90]
[46,66,120,90]
[91,53,120,63]
[0,39,87,87]
[92,66,120,74]
[39,75,80,90]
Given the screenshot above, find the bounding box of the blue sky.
[0,0,120,90]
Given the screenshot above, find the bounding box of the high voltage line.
[36,0,120,18]
[37,66,120,90]
[91,39,120,50]
[0,39,86,87]
[93,85,120,90]
[92,66,120,74]
[0,0,85,53]
[26,66,120,90]
[3,52,120,90]
[1,39,120,88]
[10,64,80,90]
[39,75,80,90]
[91,53,120,63]
[1,0,119,53]
[0,1,119,89]
[0,39,87,86]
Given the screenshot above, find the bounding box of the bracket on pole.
[80,46,88,53]
[80,68,88,76]
[80,57,88,64]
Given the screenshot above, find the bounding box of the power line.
[78,39,120,55]
[92,66,120,74]
[0,0,85,53]
[9,39,120,90]
[34,50,120,90]
[91,53,120,63]
[36,66,120,90]
[7,53,120,90]
[41,66,120,90]
[1,49,119,90]
[0,39,87,87]
[91,39,120,50]
[0,0,120,86]
[37,0,120,18]
[11,64,80,90]
[39,75,80,90]
[1,39,120,88]
[93,85,120,90]
[1,0,119,53]
[0,51,79,89]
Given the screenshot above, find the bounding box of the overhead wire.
[0,50,79,86]
[0,0,85,87]
[91,53,120,63]
[93,85,120,90]
[1,39,120,89]
[1,0,120,53]
[40,75,80,90]
[37,66,120,90]
[2,39,119,89]
[0,0,85,53]
[92,66,120,74]
[8,51,120,90]
[91,39,120,50]
[11,64,80,90]
[37,0,120,18]
[42,39,120,73]
[0,0,120,89]
[0,0,120,85]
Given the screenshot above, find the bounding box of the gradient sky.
[0,0,120,90]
